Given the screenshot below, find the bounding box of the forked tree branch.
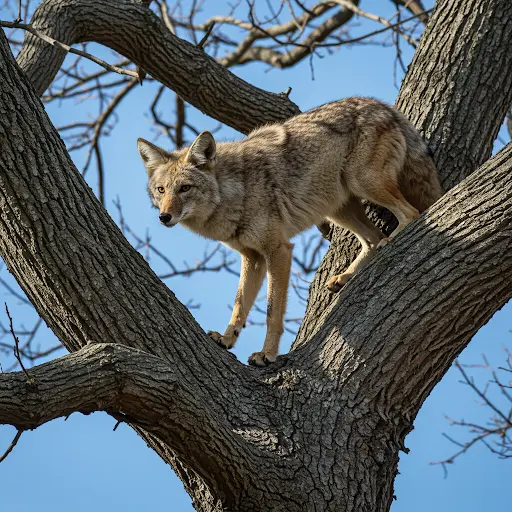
[2,13,512,431]
[0,125,511,501]
[1,0,512,508]
[1,0,511,432]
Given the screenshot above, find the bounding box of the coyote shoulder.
[137,97,443,366]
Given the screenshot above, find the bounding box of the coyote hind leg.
[360,182,419,248]
[326,198,384,293]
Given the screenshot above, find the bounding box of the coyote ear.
[186,131,216,169]
[137,138,170,175]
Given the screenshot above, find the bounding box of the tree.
[0,0,511,510]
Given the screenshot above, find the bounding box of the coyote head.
[137,132,220,228]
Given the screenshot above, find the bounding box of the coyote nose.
[159,213,172,224]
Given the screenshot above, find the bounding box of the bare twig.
[0,429,23,464]
[0,21,139,79]
[113,198,239,279]
[432,354,512,473]
[218,7,432,68]
[5,303,34,384]
[333,0,419,46]
[328,8,433,47]
[391,0,430,24]
[197,21,215,48]
[14,0,22,23]
[79,79,139,201]
[279,86,292,98]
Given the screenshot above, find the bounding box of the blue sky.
[0,1,511,510]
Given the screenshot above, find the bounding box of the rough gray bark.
[0,0,512,510]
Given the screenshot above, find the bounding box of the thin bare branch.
[0,429,23,464]
[5,304,34,384]
[432,355,512,471]
[1,20,139,78]
[333,0,419,46]
[197,21,215,48]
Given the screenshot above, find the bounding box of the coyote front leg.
[208,249,266,350]
[248,242,293,367]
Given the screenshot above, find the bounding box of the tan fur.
[137,97,443,366]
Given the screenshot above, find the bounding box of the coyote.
[137,98,442,366]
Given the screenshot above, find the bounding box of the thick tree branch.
[0,27,270,503]
[293,143,512,417]
[0,343,123,429]
[15,0,300,134]
[395,1,512,190]
[0,342,266,502]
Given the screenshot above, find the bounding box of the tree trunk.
[1,0,512,510]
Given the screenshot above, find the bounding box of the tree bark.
[1,0,512,510]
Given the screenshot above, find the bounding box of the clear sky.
[0,1,510,511]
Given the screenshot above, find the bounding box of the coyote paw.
[377,237,393,249]
[248,351,277,367]
[208,331,230,349]
[326,273,352,293]
[207,330,238,349]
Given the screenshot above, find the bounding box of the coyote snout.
[158,192,184,227]
[137,98,443,367]
[159,212,176,227]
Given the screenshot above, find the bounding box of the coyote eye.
[180,185,191,193]
[157,186,165,194]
